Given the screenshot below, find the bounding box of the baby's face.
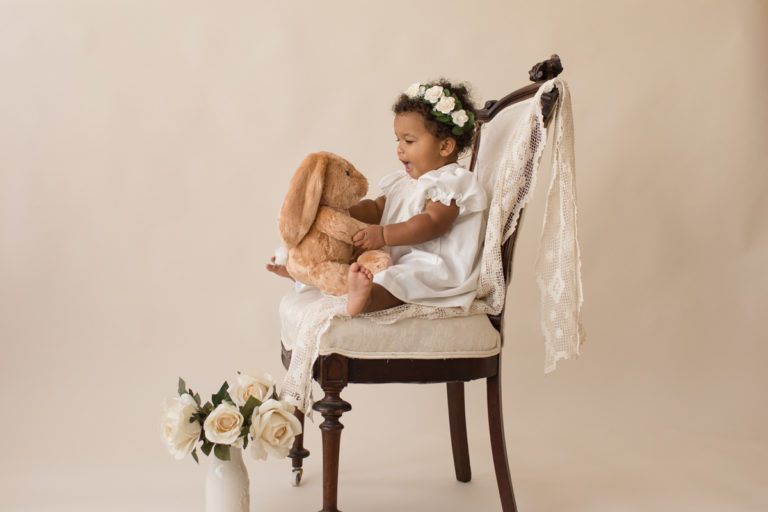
[394,112,454,179]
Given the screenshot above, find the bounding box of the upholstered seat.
[280,286,500,359]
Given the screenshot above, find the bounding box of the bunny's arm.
[349,196,386,224]
[315,206,370,244]
[353,199,459,250]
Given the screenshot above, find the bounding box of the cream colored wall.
[1,1,766,511]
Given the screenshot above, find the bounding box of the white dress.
[372,162,488,310]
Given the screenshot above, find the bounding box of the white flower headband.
[404,83,475,136]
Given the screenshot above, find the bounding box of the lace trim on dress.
[424,189,464,207]
[419,166,487,215]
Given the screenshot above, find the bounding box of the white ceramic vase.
[205,448,250,512]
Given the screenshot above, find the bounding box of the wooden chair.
[281,56,564,512]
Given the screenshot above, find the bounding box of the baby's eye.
[345,169,350,176]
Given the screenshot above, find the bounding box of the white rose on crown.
[160,393,202,460]
[424,85,444,104]
[405,83,425,98]
[230,371,275,406]
[249,399,303,460]
[451,109,470,127]
[204,402,244,445]
[435,96,456,114]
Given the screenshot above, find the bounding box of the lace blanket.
[281,78,584,413]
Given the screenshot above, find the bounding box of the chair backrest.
[468,82,550,333]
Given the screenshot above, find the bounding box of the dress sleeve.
[378,171,406,194]
[418,166,488,215]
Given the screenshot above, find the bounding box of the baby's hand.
[353,225,385,250]
[266,256,294,281]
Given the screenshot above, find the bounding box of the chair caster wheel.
[290,468,303,487]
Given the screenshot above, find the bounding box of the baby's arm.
[349,196,386,225]
[353,200,459,250]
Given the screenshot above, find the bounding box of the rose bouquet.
[161,371,302,463]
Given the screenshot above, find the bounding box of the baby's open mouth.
[401,161,413,173]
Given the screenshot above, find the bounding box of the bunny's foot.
[357,249,392,275]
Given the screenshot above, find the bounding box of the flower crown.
[404,83,475,136]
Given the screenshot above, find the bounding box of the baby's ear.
[278,153,327,248]
[440,137,457,157]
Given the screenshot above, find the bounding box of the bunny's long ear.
[278,153,327,248]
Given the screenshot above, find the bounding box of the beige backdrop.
[1,1,766,511]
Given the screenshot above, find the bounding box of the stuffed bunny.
[278,152,391,296]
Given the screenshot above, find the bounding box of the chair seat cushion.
[280,286,501,359]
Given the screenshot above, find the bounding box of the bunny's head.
[278,152,368,248]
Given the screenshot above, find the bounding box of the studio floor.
[3,382,766,511]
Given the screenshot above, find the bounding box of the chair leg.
[446,382,472,482]
[312,355,351,512]
[288,408,310,486]
[487,366,518,512]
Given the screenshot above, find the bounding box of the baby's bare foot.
[347,262,373,316]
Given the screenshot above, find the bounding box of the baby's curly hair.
[392,79,477,156]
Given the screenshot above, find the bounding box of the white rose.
[435,95,456,114]
[160,394,201,460]
[229,371,275,407]
[423,85,444,104]
[405,83,424,98]
[451,109,470,127]
[249,399,303,460]
[204,402,244,445]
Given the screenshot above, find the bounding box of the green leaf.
[452,126,462,136]
[178,377,186,396]
[191,449,199,464]
[212,382,230,407]
[240,396,259,421]
[201,441,213,456]
[240,428,250,450]
[193,393,201,406]
[214,444,231,461]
